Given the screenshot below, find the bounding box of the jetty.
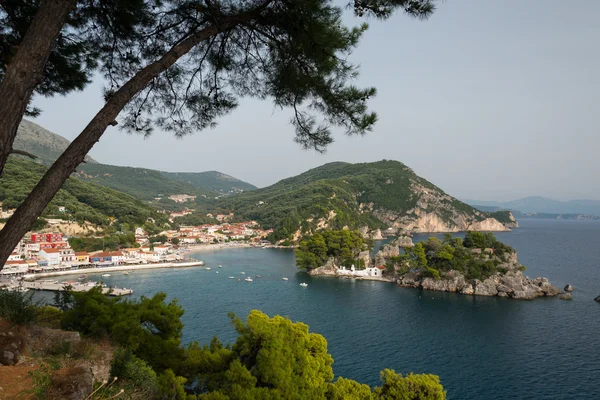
[21,280,133,296]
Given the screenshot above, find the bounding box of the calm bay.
[83,219,600,399]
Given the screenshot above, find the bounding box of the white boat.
[204,267,211,271]
[282,277,289,281]
[245,277,253,282]
[229,276,235,279]
[216,271,219,274]
[241,272,246,275]
[218,265,223,268]
[101,274,111,277]
[255,275,262,278]
[198,261,205,266]
[299,282,308,287]
[123,271,129,275]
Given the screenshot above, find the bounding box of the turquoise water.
[83,219,600,399]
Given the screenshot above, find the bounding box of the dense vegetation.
[0,157,168,227]
[487,211,515,224]
[296,230,373,270]
[76,163,214,201]
[161,171,257,194]
[389,232,516,281]
[68,233,139,252]
[214,161,493,242]
[0,288,446,399]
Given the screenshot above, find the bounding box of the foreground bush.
[0,288,38,324]
[42,287,446,399]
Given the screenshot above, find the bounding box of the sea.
[67,219,600,399]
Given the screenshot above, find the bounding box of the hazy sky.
[31,0,599,201]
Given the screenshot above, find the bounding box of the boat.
[245,277,253,282]
[198,261,205,266]
[299,282,308,287]
[216,271,219,274]
[218,265,223,268]
[123,271,129,275]
[101,274,111,277]
[282,277,289,281]
[255,275,262,278]
[229,276,235,279]
[240,272,245,275]
[204,267,211,271]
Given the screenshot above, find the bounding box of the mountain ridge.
[214,160,512,241]
[14,120,256,196]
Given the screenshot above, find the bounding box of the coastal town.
[0,220,274,281]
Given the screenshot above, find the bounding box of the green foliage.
[463,231,514,254]
[296,230,372,270]
[327,377,374,400]
[0,157,168,227]
[392,233,516,281]
[110,348,160,397]
[374,369,446,400]
[157,369,187,400]
[60,286,184,372]
[77,163,214,201]
[149,235,168,244]
[69,233,138,252]
[172,213,217,228]
[487,211,514,224]
[35,306,63,329]
[161,171,257,194]
[0,288,39,324]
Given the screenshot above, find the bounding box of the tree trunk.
[0,0,77,176]
[0,16,251,270]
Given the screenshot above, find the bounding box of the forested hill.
[161,171,256,194]
[215,160,511,241]
[13,120,256,197]
[0,157,167,228]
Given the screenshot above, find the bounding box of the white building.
[38,248,61,266]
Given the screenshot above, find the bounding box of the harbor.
[20,261,206,281]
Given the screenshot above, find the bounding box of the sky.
[31,0,600,201]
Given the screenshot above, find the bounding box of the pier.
[21,280,133,296]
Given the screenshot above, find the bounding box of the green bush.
[36,306,63,328]
[157,369,187,400]
[110,348,159,396]
[0,288,38,324]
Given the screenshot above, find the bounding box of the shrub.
[110,348,159,396]
[36,306,63,329]
[157,369,187,400]
[0,288,39,324]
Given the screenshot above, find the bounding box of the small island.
[297,230,562,300]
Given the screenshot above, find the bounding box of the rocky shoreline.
[396,269,561,300]
[309,238,563,301]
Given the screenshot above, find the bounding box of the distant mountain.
[74,164,215,201]
[216,160,513,241]
[466,196,600,217]
[14,119,98,164]
[161,171,257,194]
[13,120,256,198]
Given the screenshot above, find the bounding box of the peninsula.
[299,230,562,300]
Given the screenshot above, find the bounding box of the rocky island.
[298,230,562,300]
